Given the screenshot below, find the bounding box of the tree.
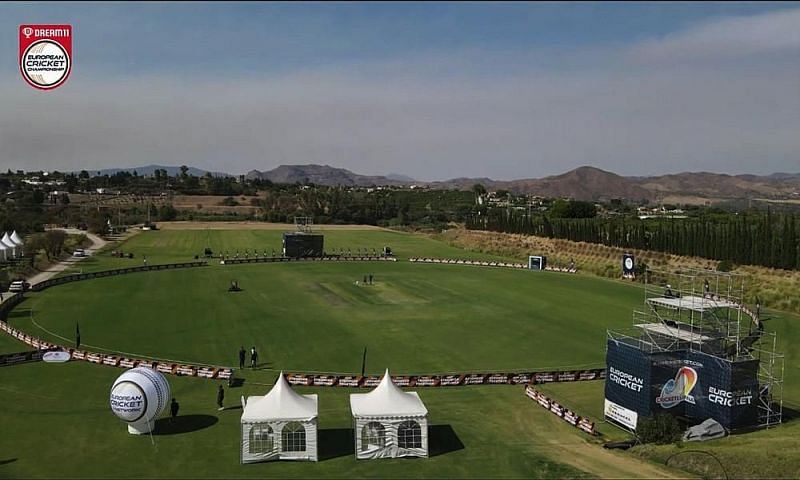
[158,205,178,221]
[550,200,597,219]
[472,184,487,196]
[24,233,47,260]
[43,230,68,260]
[31,190,45,204]
[180,165,189,179]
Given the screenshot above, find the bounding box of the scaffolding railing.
[606,268,784,429]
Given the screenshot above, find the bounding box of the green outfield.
[0,228,796,478]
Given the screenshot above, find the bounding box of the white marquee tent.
[0,241,7,261]
[0,233,15,258]
[10,231,23,255]
[350,369,429,460]
[240,372,318,463]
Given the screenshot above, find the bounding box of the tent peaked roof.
[1,233,14,248]
[241,372,318,422]
[10,231,23,245]
[350,369,428,417]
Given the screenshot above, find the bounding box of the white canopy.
[1,233,16,257]
[240,372,318,463]
[1,233,14,248]
[242,372,318,421]
[351,369,428,417]
[9,231,23,245]
[350,369,429,460]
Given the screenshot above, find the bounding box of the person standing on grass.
[238,346,246,369]
[170,398,179,421]
[75,322,81,350]
[250,346,258,368]
[217,385,225,411]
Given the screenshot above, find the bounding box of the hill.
[431,167,653,201]
[73,162,800,202]
[633,171,800,200]
[432,167,799,202]
[245,164,415,186]
[509,166,653,201]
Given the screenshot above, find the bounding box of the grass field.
[1,227,797,478]
[59,228,515,275]
[18,259,641,374]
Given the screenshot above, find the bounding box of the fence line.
[525,385,597,435]
[30,261,208,292]
[221,255,397,265]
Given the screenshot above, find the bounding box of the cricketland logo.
[656,366,698,408]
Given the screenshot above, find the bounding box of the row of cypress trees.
[466,210,800,270]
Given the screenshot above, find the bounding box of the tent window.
[248,424,274,454]
[361,422,386,451]
[397,420,422,449]
[282,421,306,452]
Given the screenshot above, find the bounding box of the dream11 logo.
[19,24,72,90]
[656,366,698,408]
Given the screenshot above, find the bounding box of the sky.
[0,2,798,181]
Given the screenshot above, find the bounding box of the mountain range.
[86,164,800,202]
[247,164,800,202]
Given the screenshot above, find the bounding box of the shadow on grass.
[429,424,465,457]
[153,415,218,435]
[318,428,354,461]
[779,404,800,424]
[5,307,30,320]
[0,458,17,466]
[228,377,246,388]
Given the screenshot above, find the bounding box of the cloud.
[630,7,800,62]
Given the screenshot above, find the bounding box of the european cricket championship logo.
[19,24,72,90]
[656,366,698,408]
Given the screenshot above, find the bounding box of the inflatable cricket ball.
[109,367,171,435]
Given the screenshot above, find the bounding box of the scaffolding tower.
[608,268,783,429]
[294,216,314,233]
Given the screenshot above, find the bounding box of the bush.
[219,197,240,207]
[637,414,683,444]
[717,259,734,272]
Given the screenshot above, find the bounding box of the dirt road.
[25,230,108,286]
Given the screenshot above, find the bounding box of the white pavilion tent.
[9,231,23,256]
[350,369,429,460]
[0,241,7,261]
[240,372,318,463]
[0,233,15,258]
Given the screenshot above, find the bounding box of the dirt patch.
[538,440,689,479]
[156,221,387,231]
